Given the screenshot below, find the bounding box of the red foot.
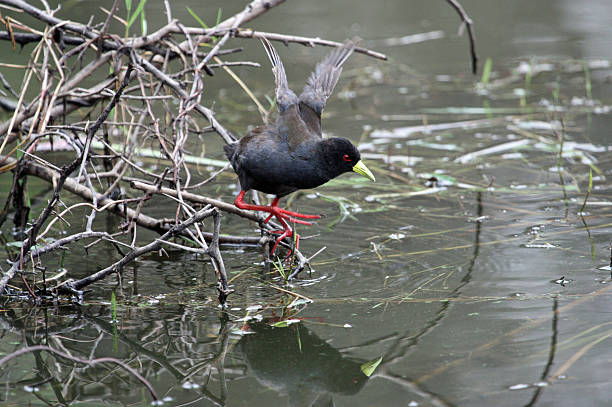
[233,190,319,254]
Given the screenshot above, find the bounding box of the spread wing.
[298,39,356,134]
[260,37,298,112]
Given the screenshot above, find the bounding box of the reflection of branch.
[0,345,159,402]
[380,193,483,370]
[445,0,478,74]
[525,297,558,407]
[417,283,612,383]
[375,371,452,407]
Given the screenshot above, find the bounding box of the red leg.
[233,190,316,254]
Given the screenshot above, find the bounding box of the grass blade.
[579,168,593,214]
[187,6,208,28]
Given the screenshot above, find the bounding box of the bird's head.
[319,138,375,182]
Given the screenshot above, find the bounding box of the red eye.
[342,154,351,162]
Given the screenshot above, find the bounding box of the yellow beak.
[352,160,375,182]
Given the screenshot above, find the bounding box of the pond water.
[1,0,612,406]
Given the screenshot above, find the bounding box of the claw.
[277,207,321,219]
[265,211,313,226]
[234,190,315,255]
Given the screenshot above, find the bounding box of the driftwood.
[0,0,476,305]
[0,0,391,306]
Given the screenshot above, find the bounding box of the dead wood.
[2,0,483,306]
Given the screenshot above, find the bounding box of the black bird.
[224,38,375,254]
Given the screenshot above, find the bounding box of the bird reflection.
[238,321,369,406]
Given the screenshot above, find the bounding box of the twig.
[130,180,258,221]
[445,0,478,74]
[77,64,133,180]
[63,206,216,292]
[0,65,132,295]
[267,283,312,302]
[1,154,266,245]
[235,29,388,60]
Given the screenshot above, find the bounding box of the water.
[1,1,612,406]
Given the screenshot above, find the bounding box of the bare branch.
[445,0,478,74]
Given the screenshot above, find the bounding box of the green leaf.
[579,168,593,214]
[583,61,592,100]
[215,8,223,28]
[127,0,147,29]
[271,319,300,328]
[360,356,382,377]
[140,8,147,36]
[296,325,302,352]
[187,6,208,28]
[480,57,492,85]
[111,291,118,322]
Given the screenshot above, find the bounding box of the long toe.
[263,213,274,224]
[271,231,289,254]
[268,208,315,225]
[278,208,321,219]
[283,215,313,226]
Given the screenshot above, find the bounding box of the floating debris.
[508,383,530,391]
[511,119,561,130]
[231,329,256,336]
[522,242,557,249]
[467,216,489,223]
[406,139,463,151]
[455,139,531,164]
[365,186,447,201]
[370,30,445,47]
[360,152,423,166]
[371,117,506,139]
[553,276,570,286]
[360,356,383,377]
[235,314,263,322]
[181,382,200,390]
[272,319,301,327]
[502,152,525,160]
[516,61,554,74]
[388,233,406,240]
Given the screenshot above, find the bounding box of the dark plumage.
[225,38,375,254]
